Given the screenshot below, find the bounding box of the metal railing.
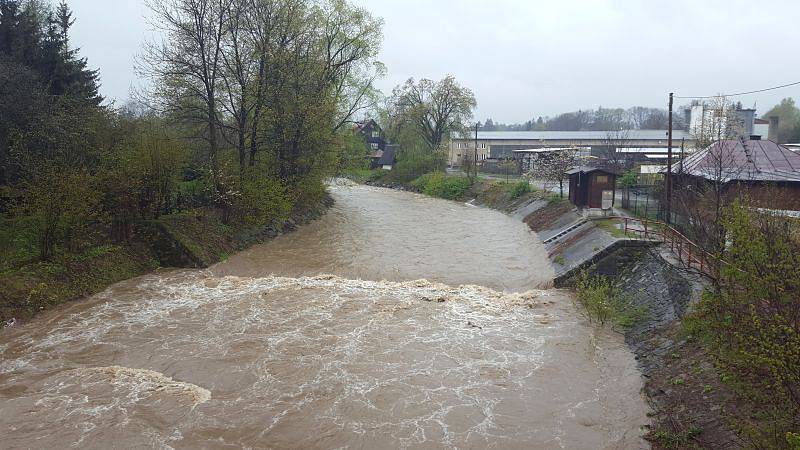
[605,215,718,279]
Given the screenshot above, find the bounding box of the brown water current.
[0,183,649,449]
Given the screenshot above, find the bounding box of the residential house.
[669,137,800,212]
[355,119,385,153]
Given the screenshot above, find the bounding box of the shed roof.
[565,166,617,176]
[670,138,800,182]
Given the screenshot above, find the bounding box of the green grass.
[546,192,567,204]
[0,244,157,322]
[594,219,628,238]
[651,425,703,449]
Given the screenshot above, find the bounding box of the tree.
[692,204,800,447]
[672,96,749,270]
[217,0,258,181]
[17,164,100,259]
[499,157,517,183]
[388,75,476,151]
[525,148,577,198]
[0,59,46,186]
[626,106,668,129]
[599,128,633,173]
[761,97,800,143]
[0,0,101,104]
[591,107,626,131]
[139,0,233,181]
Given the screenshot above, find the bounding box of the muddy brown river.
[0,183,649,449]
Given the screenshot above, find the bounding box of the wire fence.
[620,184,665,221]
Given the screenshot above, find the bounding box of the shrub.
[507,180,532,199]
[574,270,647,328]
[17,165,101,259]
[234,172,291,226]
[383,148,446,183]
[689,203,800,447]
[412,172,473,200]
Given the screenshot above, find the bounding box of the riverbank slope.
[0,197,332,324]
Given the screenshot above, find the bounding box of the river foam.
[68,366,212,406]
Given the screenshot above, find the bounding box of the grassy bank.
[0,197,332,325]
[350,168,563,210]
[0,244,157,323]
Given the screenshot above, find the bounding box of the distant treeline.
[481,106,682,132]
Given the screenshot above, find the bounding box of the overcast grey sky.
[68,0,800,123]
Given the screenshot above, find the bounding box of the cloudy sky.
[68,0,800,123]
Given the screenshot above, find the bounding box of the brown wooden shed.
[566,166,617,209]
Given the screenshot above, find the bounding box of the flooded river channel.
[0,184,648,449]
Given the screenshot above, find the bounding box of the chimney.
[769,115,780,141]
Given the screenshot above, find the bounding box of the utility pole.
[666,92,673,224]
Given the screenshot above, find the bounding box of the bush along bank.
[354,169,557,210]
[0,195,333,325]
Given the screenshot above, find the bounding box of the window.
[372,131,379,138]
[371,143,379,149]
[596,175,608,184]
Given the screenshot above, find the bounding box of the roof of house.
[565,166,617,176]
[454,130,690,141]
[670,138,800,182]
[354,119,379,133]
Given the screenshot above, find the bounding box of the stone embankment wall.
[581,246,700,371]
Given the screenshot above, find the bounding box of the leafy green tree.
[338,132,370,171]
[233,167,290,226]
[762,97,800,143]
[387,75,476,151]
[692,204,800,447]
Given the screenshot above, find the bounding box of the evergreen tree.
[0,0,100,104]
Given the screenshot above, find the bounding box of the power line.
[674,80,800,99]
